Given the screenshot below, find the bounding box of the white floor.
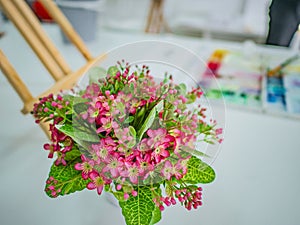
[1,22,300,225]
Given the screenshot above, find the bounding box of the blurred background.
[1,0,270,43]
[1,1,300,225]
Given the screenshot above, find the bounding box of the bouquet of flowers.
[32,61,223,225]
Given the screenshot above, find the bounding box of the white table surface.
[1,22,300,225]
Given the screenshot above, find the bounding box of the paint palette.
[284,74,300,114]
[200,49,300,119]
[200,49,263,110]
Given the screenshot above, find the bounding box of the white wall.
[101,0,271,42]
[165,0,271,41]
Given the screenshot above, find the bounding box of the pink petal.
[161,149,170,158]
[130,176,138,184]
[82,172,89,180]
[97,127,105,133]
[87,182,96,190]
[97,185,104,195]
[74,163,83,171]
[164,160,172,169]
[111,168,119,178]
[146,129,154,137]
[89,171,99,180]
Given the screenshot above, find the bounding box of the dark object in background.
[266,0,300,47]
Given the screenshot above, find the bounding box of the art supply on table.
[201,48,300,118]
[267,54,299,77]
[200,49,263,109]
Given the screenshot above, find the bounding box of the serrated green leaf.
[64,147,81,161]
[119,186,157,225]
[45,151,88,198]
[150,207,161,225]
[182,156,215,184]
[88,67,107,84]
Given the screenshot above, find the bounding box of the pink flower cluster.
[70,66,202,188]
[32,62,223,211]
[154,186,203,211]
[33,94,73,166]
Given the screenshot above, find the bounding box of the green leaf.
[125,116,135,124]
[129,126,136,138]
[130,82,135,93]
[137,107,156,141]
[186,93,197,104]
[107,66,119,76]
[137,100,163,141]
[45,150,88,198]
[55,124,99,147]
[155,100,164,112]
[182,156,215,184]
[64,95,88,104]
[88,67,107,84]
[119,186,158,225]
[73,102,89,114]
[64,147,82,161]
[115,80,120,91]
[176,83,187,95]
[179,146,211,158]
[150,207,161,225]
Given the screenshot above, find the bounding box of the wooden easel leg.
[39,121,51,140]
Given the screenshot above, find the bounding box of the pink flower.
[87,171,104,195]
[74,155,94,179]
[152,144,170,163]
[146,128,168,148]
[215,128,223,135]
[43,143,55,158]
[121,164,139,184]
[161,160,173,180]
[54,152,66,166]
[138,138,150,152]
[96,117,113,134]
[102,157,123,178]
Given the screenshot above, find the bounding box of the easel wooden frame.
[0,0,105,138]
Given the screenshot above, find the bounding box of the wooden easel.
[0,0,105,138]
[145,0,169,33]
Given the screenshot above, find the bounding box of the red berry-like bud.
[170,197,176,205]
[159,205,165,211]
